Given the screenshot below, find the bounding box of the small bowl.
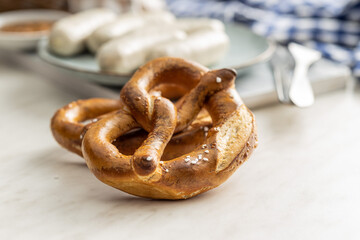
[0,9,69,51]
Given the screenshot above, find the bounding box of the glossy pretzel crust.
[51,57,257,199]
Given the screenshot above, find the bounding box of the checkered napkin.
[166,0,360,77]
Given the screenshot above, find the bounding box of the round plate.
[38,23,275,86]
[0,9,69,51]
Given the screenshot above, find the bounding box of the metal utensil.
[288,43,321,107]
[270,44,294,104]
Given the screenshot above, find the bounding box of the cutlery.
[288,43,321,107]
[270,44,294,104]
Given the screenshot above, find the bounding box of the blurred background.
[0,0,165,13]
[0,0,359,78]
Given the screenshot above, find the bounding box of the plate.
[0,9,69,51]
[38,23,275,86]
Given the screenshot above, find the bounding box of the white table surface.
[1,58,360,240]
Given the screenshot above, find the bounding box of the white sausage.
[49,8,116,56]
[87,11,175,53]
[97,26,186,74]
[148,29,229,66]
[175,18,225,33]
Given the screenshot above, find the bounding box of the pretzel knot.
[51,57,257,199]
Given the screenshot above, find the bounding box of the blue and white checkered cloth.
[166,0,360,77]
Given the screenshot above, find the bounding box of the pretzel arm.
[120,57,207,132]
[131,97,176,178]
[175,68,237,132]
[205,87,243,125]
[82,108,139,180]
[51,98,121,155]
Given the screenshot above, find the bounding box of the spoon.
[288,43,321,108]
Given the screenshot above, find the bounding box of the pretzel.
[51,57,257,199]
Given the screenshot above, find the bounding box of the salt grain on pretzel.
[51,57,257,200]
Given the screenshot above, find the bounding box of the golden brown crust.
[50,98,121,156]
[50,57,258,199]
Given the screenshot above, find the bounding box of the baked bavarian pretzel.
[51,57,257,199]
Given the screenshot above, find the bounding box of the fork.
[270,44,294,104]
